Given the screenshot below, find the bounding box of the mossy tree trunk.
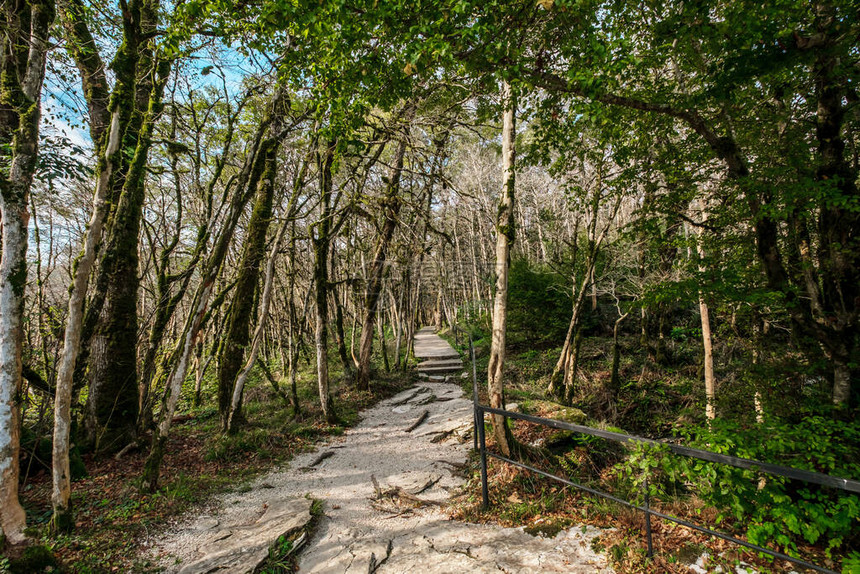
[138,97,237,431]
[79,0,172,454]
[312,141,337,423]
[609,311,629,396]
[217,139,278,429]
[84,57,171,453]
[141,94,282,491]
[51,0,140,529]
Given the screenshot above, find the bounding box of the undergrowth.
[447,327,856,573]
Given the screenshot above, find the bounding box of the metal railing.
[451,327,859,574]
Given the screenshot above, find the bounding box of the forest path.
[144,364,612,573]
[413,326,464,377]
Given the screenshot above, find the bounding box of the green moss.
[10,259,28,298]
[50,508,75,534]
[523,519,571,538]
[522,400,587,425]
[8,545,60,574]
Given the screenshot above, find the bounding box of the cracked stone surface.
[143,376,613,573]
[175,497,313,574]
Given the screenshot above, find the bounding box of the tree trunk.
[333,285,354,382]
[217,139,278,429]
[312,142,337,423]
[84,50,172,453]
[226,217,289,433]
[140,99,279,491]
[378,312,390,373]
[487,82,516,457]
[356,115,411,390]
[693,204,716,421]
[564,327,584,406]
[610,313,629,396]
[285,221,302,418]
[699,295,715,421]
[50,110,122,533]
[0,0,54,543]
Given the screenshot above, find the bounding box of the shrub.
[622,416,860,560]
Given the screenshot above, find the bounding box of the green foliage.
[259,534,294,573]
[621,418,860,559]
[507,258,570,346]
[843,552,860,574]
[555,432,625,483]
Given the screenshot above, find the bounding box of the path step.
[412,327,461,361]
[418,374,448,381]
[417,366,463,374]
[417,359,463,369]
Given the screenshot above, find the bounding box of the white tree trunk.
[694,203,716,421]
[51,110,122,530]
[1,2,53,538]
[0,201,29,545]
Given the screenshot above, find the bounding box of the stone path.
[143,337,613,573]
[414,326,463,378]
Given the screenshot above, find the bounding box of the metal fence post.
[644,477,653,558]
[477,407,489,509]
[470,333,478,452]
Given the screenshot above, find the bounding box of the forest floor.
[143,378,614,573]
[18,373,408,572]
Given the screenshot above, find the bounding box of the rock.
[526,400,587,425]
[177,497,313,574]
[302,535,392,573]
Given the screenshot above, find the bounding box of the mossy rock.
[8,545,60,573]
[523,400,587,425]
[544,430,579,449]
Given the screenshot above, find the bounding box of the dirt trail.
[144,379,614,573]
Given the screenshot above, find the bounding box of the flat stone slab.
[176,497,313,574]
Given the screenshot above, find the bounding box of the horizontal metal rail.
[474,403,854,574]
[488,450,837,574]
[480,405,860,494]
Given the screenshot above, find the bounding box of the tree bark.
[312,141,337,423]
[693,205,716,421]
[217,139,278,429]
[487,82,516,457]
[83,0,172,453]
[140,97,280,491]
[0,0,54,544]
[85,60,171,453]
[50,110,122,533]
[226,217,289,432]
